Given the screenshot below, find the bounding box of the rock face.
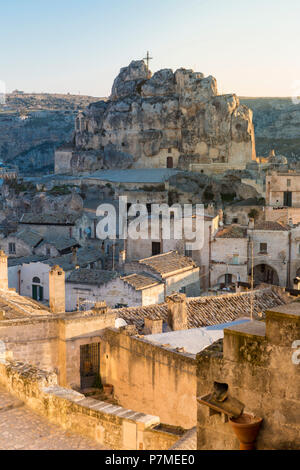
[58,60,256,174]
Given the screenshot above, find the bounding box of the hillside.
[0,93,102,175]
[240,97,300,159]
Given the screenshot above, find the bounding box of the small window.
[46,247,51,256]
[233,218,238,224]
[168,148,172,154]
[32,277,41,284]
[260,243,268,254]
[9,243,16,254]
[287,179,291,187]
[79,228,83,239]
[232,254,239,265]
[225,273,233,285]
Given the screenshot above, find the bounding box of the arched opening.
[32,276,43,301]
[253,264,279,286]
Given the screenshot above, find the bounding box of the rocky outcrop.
[66,60,256,174]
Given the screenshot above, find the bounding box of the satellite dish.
[115,318,127,328]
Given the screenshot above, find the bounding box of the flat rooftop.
[25,168,182,185]
[144,318,250,356]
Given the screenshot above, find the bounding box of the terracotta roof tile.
[113,288,288,334]
[139,251,196,276]
[254,221,288,231]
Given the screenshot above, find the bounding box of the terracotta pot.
[230,413,263,450]
[103,384,114,396]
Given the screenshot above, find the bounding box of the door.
[152,242,161,256]
[284,191,292,207]
[32,284,38,300]
[167,157,173,168]
[80,343,100,389]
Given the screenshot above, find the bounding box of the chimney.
[248,218,255,230]
[166,293,188,331]
[49,265,65,314]
[92,301,108,315]
[0,250,8,290]
[144,317,163,335]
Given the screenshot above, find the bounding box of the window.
[9,243,16,254]
[46,247,51,256]
[287,179,291,187]
[79,228,83,239]
[233,218,238,224]
[32,277,41,284]
[232,254,239,265]
[260,243,268,254]
[168,148,172,154]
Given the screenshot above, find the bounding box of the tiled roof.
[12,228,43,247]
[113,288,288,334]
[66,268,118,286]
[139,251,196,276]
[20,212,83,225]
[121,273,160,290]
[43,248,104,272]
[8,255,48,267]
[254,221,288,231]
[216,225,247,239]
[40,236,79,251]
[0,288,49,320]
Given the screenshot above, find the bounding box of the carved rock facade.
[56,60,256,174]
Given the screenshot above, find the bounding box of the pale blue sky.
[1,0,300,97]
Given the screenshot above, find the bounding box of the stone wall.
[0,360,177,450]
[0,310,116,388]
[100,328,197,429]
[196,304,300,450]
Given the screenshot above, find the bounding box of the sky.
[1,0,300,97]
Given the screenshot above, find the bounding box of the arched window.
[32,277,41,284]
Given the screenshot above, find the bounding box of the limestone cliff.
[66,60,256,173]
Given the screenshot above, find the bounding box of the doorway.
[32,277,43,301]
[80,343,100,389]
[167,157,173,168]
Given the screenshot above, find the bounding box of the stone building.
[123,251,201,297]
[19,211,93,243]
[196,302,300,450]
[248,220,290,287]
[65,268,165,311]
[211,225,248,287]
[1,228,43,258]
[1,228,79,259]
[55,60,256,175]
[265,170,300,224]
[8,247,104,300]
[125,213,220,291]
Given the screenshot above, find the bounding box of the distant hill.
[0,93,104,175]
[240,97,300,159]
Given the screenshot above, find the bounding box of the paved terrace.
[0,387,107,450]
